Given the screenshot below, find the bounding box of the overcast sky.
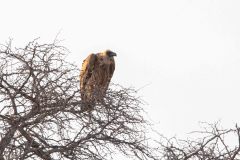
[1,0,240,137]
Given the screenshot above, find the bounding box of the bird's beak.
[111,52,117,57]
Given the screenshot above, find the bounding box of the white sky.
[1,0,240,138]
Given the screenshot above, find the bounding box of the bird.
[80,50,117,110]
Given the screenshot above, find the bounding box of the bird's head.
[98,50,117,64]
[103,50,117,57]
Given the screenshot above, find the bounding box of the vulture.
[80,50,117,107]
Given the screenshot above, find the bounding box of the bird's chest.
[92,65,110,83]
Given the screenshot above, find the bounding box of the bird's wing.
[80,54,97,91]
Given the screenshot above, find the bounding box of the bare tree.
[0,39,159,160]
[2,38,239,160]
[158,122,240,160]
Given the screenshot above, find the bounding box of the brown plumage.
[80,50,117,107]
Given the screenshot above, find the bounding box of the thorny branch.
[158,122,240,160]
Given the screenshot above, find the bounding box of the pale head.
[98,50,117,64]
[101,50,117,57]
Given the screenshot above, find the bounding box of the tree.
[1,38,239,160]
[158,122,240,160]
[0,39,159,160]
